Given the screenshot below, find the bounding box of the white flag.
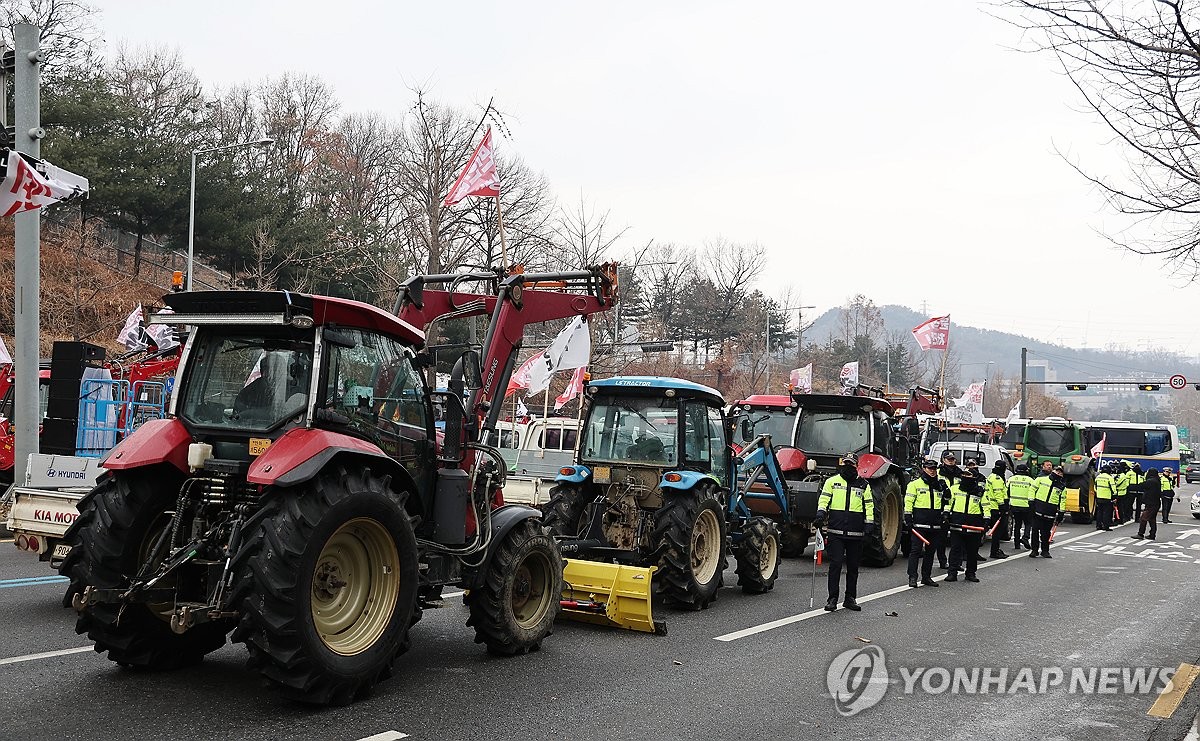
[1006,401,1021,423]
[527,316,591,395]
[0,335,10,365]
[789,364,812,394]
[0,150,87,217]
[117,305,145,350]
[516,398,529,418]
[839,361,859,394]
[944,381,985,424]
[144,308,178,351]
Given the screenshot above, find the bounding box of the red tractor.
[62,266,618,704]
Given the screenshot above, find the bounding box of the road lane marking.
[0,646,92,666]
[0,575,67,589]
[356,732,409,741]
[714,525,1109,642]
[1149,663,1200,718]
[0,539,12,544]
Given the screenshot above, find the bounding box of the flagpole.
[938,343,949,401]
[495,194,510,271]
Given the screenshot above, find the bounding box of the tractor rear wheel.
[863,474,903,567]
[229,464,420,705]
[466,518,562,655]
[780,524,810,558]
[542,483,592,536]
[732,516,781,594]
[60,468,233,668]
[653,485,727,610]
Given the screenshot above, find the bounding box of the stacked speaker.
[41,341,105,456]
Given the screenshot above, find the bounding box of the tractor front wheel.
[732,516,781,594]
[229,465,420,705]
[653,486,727,610]
[863,474,903,567]
[466,518,562,655]
[60,469,233,668]
[542,484,592,536]
[780,524,810,558]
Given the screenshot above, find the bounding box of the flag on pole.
[506,353,540,397]
[516,398,529,419]
[527,316,591,395]
[839,361,859,394]
[0,150,87,217]
[144,308,178,351]
[555,366,587,410]
[944,381,985,424]
[0,336,10,365]
[1090,433,1107,459]
[814,527,825,566]
[1006,401,1021,423]
[117,305,145,350]
[789,364,813,394]
[443,127,501,207]
[912,315,950,351]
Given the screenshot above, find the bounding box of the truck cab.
[496,417,582,505]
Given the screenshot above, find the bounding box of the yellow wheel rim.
[691,508,723,584]
[510,549,554,629]
[311,517,400,656]
[758,531,779,579]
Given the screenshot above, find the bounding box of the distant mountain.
[805,304,1200,386]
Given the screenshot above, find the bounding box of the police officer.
[814,453,875,612]
[964,458,989,561]
[1008,463,1036,549]
[1094,463,1117,531]
[1161,467,1176,524]
[1114,461,1132,524]
[936,450,963,569]
[905,458,947,588]
[984,460,1009,559]
[946,469,991,582]
[1030,464,1066,558]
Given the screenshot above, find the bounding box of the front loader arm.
[394,264,618,467]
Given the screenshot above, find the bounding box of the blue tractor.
[545,376,785,610]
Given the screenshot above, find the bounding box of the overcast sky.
[92,0,1197,355]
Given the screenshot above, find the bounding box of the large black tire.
[541,483,592,536]
[1067,472,1095,524]
[465,518,562,655]
[653,485,727,610]
[732,516,781,594]
[59,468,233,668]
[780,523,810,558]
[863,474,903,567]
[229,465,420,705]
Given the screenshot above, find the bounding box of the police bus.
[1079,420,1182,475]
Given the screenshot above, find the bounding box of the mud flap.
[559,559,665,635]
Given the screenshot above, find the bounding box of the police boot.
[843,598,861,611]
[824,597,838,612]
[991,549,1008,559]
[945,572,958,582]
[909,578,918,588]
[965,574,980,582]
[920,578,940,587]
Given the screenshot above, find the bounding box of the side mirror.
[458,350,483,389]
[740,418,753,440]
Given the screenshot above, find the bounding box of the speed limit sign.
[1170,374,1187,390]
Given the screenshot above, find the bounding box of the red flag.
[444,127,501,206]
[1090,433,1106,459]
[911,315,950,351]
[554,366,587,410]
[506,353,540,397]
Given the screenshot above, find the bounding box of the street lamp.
[187,138,274,290]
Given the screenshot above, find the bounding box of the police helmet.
[1015,463,1030,474]
[839,452,859,466]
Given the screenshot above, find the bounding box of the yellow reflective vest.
[904,476,945,527]
[819,474,875,538]
[984,473,1008,512]
[1094,472,1116,501]
[1007,475,1036,509]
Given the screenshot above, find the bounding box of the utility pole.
[795,304,815,367]
[1020,347,1028,419]
[12,23,41,484]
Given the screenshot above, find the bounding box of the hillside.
[0,215,170,356]
[805,304,1200,386]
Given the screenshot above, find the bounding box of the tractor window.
[707,406,726,455]
[1000,423,1025,448]
[794,411,870,456]
[683,401,712,463]
[582,394,678,466]
[1026,426,1076,457]
[735,408,796,446]
[322,329,429,445]
[179,330,313,432]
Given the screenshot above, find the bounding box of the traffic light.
[1138,384,1161,391]
[1065,383,1088,391]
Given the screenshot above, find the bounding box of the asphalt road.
[1,488,1199,741]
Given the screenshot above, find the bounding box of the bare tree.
[0,0,99,78]
[552,196,628,269]
[1008,1,1200,273]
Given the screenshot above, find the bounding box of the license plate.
[593,466,611,483]
[52,543,72,559]
[249,438,271,456]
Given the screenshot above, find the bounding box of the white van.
[927,442,1017,474]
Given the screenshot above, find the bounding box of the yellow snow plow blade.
[560,559,665,635]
